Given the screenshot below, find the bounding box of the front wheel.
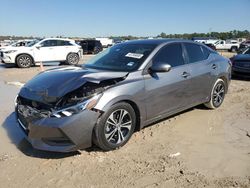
[66,53,79,65]
[204,78,226,109]
[94,103,136,151]
[16,54,33,68]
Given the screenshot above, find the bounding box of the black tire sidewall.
[94,102,136,151]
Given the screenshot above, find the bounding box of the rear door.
[144,43,193,121]
[183,43,217,104]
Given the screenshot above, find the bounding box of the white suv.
[0,38,82,68]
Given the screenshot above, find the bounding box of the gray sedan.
[16,39,231,152]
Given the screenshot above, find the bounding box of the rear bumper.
[16,107,100,152]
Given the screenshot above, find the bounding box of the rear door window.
[41,40,57,47]
[153,43,185,67]
[184,43,207,63]
[201,46,210,59]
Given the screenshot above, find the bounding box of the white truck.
[95,38,113,47]
[214,40,240,52]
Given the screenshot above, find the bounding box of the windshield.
[27,39,41,47]
[84,43,157,72]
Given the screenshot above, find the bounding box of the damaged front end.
[15,68,128,152]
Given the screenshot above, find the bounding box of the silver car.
[15,39,231,152]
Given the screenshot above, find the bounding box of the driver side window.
[153,43,185,67]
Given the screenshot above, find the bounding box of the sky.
[0,0,250,37]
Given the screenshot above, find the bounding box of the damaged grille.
[17,96,52,118]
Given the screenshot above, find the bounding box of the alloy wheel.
[104,109,132,145]
[68,53,79,64]
[19,56,32,67]
[212,82,225,107]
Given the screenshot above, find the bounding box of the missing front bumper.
[16,108,100,152]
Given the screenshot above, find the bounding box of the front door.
[144,43,192,121]
[34,40,57,62]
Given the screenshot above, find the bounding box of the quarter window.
[153,43,185,67]
[184,43,207,63]
[63,40,73,46]
[201,46,210,59]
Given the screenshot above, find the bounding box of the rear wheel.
[204,78,226,109]
[94,102,136,151]
[66,53,79,65]
[93,47,101,54]
[230,46,237,52]
[16,54,33,68]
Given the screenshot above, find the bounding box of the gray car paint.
[16,39,231,152]
[95,40,230,129]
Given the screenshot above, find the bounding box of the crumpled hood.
[19,66,128,103]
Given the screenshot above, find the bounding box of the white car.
[0,38,82,68]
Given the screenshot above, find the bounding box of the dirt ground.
[0,52,250,188]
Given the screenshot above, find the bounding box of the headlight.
[4,50,17,54]
[52,94,102,118]
[14,95,18,107]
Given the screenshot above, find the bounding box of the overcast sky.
[0,0,250,37]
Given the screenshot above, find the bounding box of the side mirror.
[35,44,42,49]
[150,63,171,73]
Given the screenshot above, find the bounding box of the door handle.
[182,72,190,78]
[212,64,217,69]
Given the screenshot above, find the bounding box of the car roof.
[42,38,73,41]
[122,39,196,46]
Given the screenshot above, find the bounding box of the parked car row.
[193,37,250,53]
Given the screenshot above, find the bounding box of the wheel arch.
[117,100,141,131]
[15,53,34,65]
[95,96,144,131]
[218,75,229,93]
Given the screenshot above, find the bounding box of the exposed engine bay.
[16,76,126,119]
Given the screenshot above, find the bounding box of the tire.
[93,47,101,54]
[16,54,33,68]
[66,53,79,65]
[230,46,237,53]
[204,78,226,109]
[59,61,66,66]
[94,102,136,151]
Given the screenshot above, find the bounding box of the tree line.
[1,30,249,41]
[156,30,250,40]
